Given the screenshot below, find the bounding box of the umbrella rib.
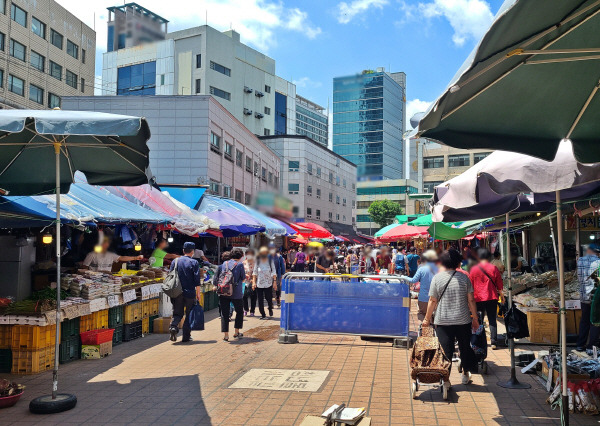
[90,136,147,175]
[525,54,600,65]
[0,131,37,177]
[58,136,75,182]
[566,79,600,139]
[102,136,148,158]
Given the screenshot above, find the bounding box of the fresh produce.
[0,379,24,397]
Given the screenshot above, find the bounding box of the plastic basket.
[11,325,57,351]
[112,324,123,346]
[80,329,115,345]
[142,300,151,319]
[59,336,81,364]
[0,325,12,349]
[124,302,143,324]
[142,317,149,335]
[123,321,142,342]
[149,298,159,316]
[11,346,54,375]
[79,314,94,332]
[92,310,109,330]
[60,318,80,342]
[108,306,124,328]
[0,348,12,373]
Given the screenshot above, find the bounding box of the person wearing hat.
[577,244,600,351]
[399,249,438,320]
[168,242,201,342]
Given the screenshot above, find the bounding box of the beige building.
[0,0,95,109]
[422,141,492,193]
[356,178,419,235]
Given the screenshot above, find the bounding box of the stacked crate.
[59,318,80,364]
[11,324,56,374]
[123,302,143,341]
[0,325,12,373]
[108,306,124,346]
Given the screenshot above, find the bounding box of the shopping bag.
[505,305,529,339]
[189,301,205,331]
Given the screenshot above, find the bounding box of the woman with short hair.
[217,248,245,341]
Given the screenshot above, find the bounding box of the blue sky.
[57,0,503,127]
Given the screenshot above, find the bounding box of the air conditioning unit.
[255,91,264,98]
[254,112,264,119]
[244,86,253,93]
[244,108,253,115]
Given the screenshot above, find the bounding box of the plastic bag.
[189,301,205,331]
[505,305,529,339]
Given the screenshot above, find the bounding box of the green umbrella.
[0,110,151,414]
[427,222,466,240]
[418,0,600,163]
[408,214,433,226]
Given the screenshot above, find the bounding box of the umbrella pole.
[556,190,569,425]
[53,142,61,399]
[498,213,530,390]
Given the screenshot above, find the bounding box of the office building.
[356,179,419,236]
[64,95,280,203]
[332,68,406,180]
[102,20,276,136]
[107,3,168,52]
[422,141,491,193]
[260,135,356,230]
[295,95,328,146]
[0,0,95,109]
[274,76,296,135]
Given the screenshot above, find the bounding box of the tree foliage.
[367,200,403,227]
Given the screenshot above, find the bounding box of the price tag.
[107,295,120,308]
[62,305,80,319]
[79,303,91,316]
[141,286,151,298]
[123,289,137,303]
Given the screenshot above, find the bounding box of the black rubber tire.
[29,394,77,414]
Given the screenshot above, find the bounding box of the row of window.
[208,181,253,205]
[423,152,491,169]
[296,128,328,145]
[7,3,86,63]
[423,181,444,193]
[2,34,85,93]
[356,186,418,196]
[0,69,60,106]
[288,183,355,206]
[210,132,279,189]
[288,160,354,190]
[305,207,347,223]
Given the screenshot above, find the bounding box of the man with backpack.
[253,246,277,319]
[268,243,286,307]
[169,242,201,343]
[391,246,408,275]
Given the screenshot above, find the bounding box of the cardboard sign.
[107,295,121,308]
[123,289,137,303]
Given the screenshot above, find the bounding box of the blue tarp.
[159,186,206,210]
[218,199,287,238]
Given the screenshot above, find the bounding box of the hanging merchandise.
[505,305,529,340]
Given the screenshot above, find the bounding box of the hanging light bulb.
[591,235,596,240]
[167,232,174,243]
[134,243,142,251]
[536,212,541,217]
[94,244,103,253]
[42,233,53,244]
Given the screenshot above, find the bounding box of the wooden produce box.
[153,317,172,334]
[526,310,558,344]
[81,341,112,359]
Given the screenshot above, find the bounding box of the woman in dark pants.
[423,249,479,393]
[213,252,231,319]
[217,248,246,341]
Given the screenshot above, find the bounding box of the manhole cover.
[230,369,330,392]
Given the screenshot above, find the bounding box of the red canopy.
[290,236,309,245]
[290,222,334,239]
[377,224,429,242]
[336,235,351,242]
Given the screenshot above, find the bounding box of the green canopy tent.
[427,222,466,240]
[374,223,400,238]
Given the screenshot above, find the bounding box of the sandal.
[223,337,229,342]
[233,333,243,339]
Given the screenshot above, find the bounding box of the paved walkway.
[3,301,596,425]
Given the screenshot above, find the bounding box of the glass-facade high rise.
[332,71,405,180]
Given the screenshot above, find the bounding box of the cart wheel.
[442,385,448,400]
[482,361,488,375]
[457,360,462,373]
[412,382,418,399]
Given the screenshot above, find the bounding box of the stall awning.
[197,195,265,237]
[159,185,206,209]
[377,224,429,242]
[428,222,466,241]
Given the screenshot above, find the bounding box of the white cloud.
[406,99,432,129]
[403,0,493,47]
[292,77,322,89]
[336,0,389,24]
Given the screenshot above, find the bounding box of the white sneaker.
[461,372,472,385]
[443,381,451,391]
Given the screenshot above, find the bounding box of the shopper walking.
[391,246,408,275]
[168,242,201,343]
[469,248,504,349]
[292,245,307,272]
[213,252,231,319]
[400,250,438,320]
[253,247,277,319]
[406,247,421,277]
[269,243,286,307]
[491,251,505,274]
[217,248,245,341]
[423,249,479,391]
[577,244,600,351]
[243,249,257,316]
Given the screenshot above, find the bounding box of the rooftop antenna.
[205,10,208,26]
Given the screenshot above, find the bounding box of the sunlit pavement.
[2,301,594,425]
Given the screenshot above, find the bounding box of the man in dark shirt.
[316,249,335,273]
[169,242,200,342]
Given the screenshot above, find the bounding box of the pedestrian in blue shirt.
[217,248,246,341]
[269,243,286,307]
[406,247,421,277]
[400,250,438,320]
[169,242,200,343]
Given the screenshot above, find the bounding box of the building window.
[66,70,77,89]
[343,198,347,206]
[254,161,259,176]
[209,180,220,195]
[48,92,60,108]
[307,208,312,218]
[329,212,333,220]
[356,186,418,196]
[81,78,85,93]
[195,79,201,94]
[210,132,221,151]
[29,84,44,104]
[49,61,62,81]
[307,162,313,175]
[261,167,267,181]
[336,176,340,186]
[117,62,156,96]
[235,189,243,202]
[343,179,347,188]
[423,181,443,193]
[264,107,271,115]
[8,74,24,96]
[263,128,270,136]
[288,183,299,194]
[82,49,86,64]
[268,172,273,185]
[316,188,321,199]
[31,17,45,39]
[223,185,232,199]
[423,156,444,169]
[473,152,491,164]
[289,161,299,172]
[209,86,230,101]
[224,142,233,159]
[10,4,26,27]
[274,176,279,188]
[66,40,78,59]
[352,200,355,208]
[356,215,371,223]
[0,69,4,88]
[209,61,231,76]
[264,85,271,93]
[336,196,340,205]
[307,185,312,196]
[316,167,321,177]
[160,74,165,85]
[329,172,333,183]
[196,54,201,68]
[245,156,252,172]
[0,32,4,51]
[343,215,346,222]
[448,154,470,167]
[329,192,333,202]
[336,214,340,221]
[9,39,25,62]
[244,193,251,205]
[0,0,4,14]
[50,29,63,49]
[30,51,44,71]
[316,209,321,220]
[235,149,243,167]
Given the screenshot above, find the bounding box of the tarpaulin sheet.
[158,186,206,210]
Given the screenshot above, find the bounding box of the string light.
[42,233,53,244]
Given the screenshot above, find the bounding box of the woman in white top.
[252,247,277,320]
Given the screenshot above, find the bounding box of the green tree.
[367,200,403,227]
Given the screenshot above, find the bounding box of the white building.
[101,25,276,136]
[261,135,356,231]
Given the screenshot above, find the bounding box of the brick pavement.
[2,300,597,425]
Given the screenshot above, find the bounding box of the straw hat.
[422,250,438,261]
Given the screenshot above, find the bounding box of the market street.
[1,301,588,426]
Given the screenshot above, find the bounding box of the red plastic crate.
[80,329,114,345]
